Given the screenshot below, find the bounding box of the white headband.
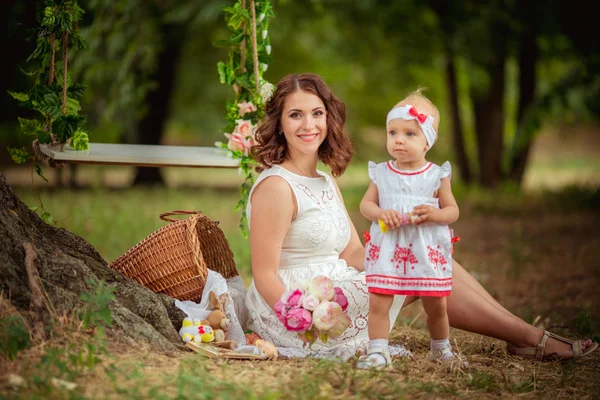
[386,104,437,148]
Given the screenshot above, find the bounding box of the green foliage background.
[2,0,598,176]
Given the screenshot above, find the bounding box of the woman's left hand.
[412,205,441,225]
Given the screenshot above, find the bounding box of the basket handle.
[159,210,220,225]
[160,210,202,222]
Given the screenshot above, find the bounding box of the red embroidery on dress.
[366,243,380,262]
[391,243,418,275]
[427,245,448,270]
[366,275,452,289]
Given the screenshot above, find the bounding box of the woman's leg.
[404,259,594,358]
[446,260,540,346]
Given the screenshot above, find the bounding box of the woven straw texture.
[109,211,238,302]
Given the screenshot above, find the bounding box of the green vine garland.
[7,0,90,223]
[215,0,274,237]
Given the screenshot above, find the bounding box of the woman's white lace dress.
[245,165,410,360]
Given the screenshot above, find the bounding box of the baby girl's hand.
[412,205,441,225]
[378,209,404,229]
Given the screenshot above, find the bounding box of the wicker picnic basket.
[109,210,238,302]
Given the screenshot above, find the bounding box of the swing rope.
[35,32,66,168]
[249,0,260,91]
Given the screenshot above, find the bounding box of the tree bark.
[509,2,538,183]
[133,25,185,186]
[427,0,471,183]
[444,46,471,183]
[472,52,507,188]
[0,172,186,351]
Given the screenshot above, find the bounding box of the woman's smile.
[297,133,320,142]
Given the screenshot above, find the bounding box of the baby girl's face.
[386,117,429,168]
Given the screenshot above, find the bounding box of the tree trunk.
[509,2,538,184]
[444,45,471,183]
[0,172,186,351]
[426,1,471,183]
[472,54,507,188]
[133,25,184,186]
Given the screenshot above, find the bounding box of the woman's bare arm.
[249,176,295,308]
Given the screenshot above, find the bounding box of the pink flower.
[234,119,255,139]
[284,289,303,308]
[225,132,245,153]
[273,300,288,324]
[284,308,312,332]
[312,301,342,331]
[301,294,319,311]
[309,276,335,302]
[224,131,253,156]
[332,287,349,312]
[328,312,351,338]
[237,101,257,117]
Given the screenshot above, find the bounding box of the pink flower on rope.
[234,119,255,139]
[237,101,257,117]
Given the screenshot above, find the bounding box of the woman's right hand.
[378,209,404,229]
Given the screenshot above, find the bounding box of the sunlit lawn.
[6,178,600,399]
[4,143,600,399]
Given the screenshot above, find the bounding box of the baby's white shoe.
[357,347,392,370]
[427,346,469,369]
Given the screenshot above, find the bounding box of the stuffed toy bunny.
[204,291,231,342]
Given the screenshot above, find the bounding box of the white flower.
[290,279,311,292]
[260,63,268,72]
[266,45,271,55]
[301,295,320,311]
[260,82,275,103]
[258,13,265,23]
[262,30,268,40]
[214,141,223,147]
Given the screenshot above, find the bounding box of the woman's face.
[280,90,328,158]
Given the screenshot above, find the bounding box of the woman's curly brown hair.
[253,73,353,177]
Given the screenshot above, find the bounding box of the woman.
[244,73,597,361]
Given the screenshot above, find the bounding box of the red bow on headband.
[409,106,428,124]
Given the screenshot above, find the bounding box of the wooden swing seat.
[38,143,239,168]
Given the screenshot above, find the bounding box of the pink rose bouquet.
[274,276,351,344]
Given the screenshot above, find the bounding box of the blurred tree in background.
[3,0,598,188]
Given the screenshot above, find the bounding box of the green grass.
[5,182,600,399]
[15,186,254,280]
[13,176,600,283]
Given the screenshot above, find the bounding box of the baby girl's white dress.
[245,165,410,360]
[365,160,453,297]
